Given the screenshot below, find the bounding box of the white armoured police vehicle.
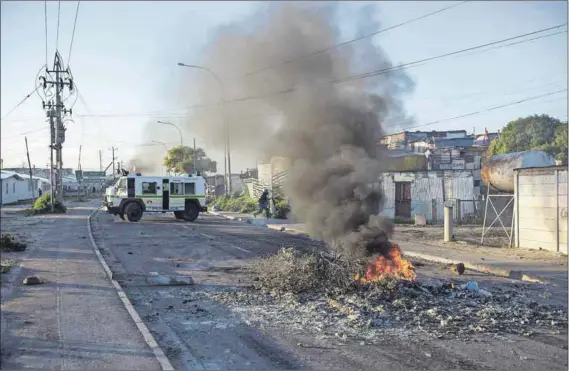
[104,171,207,222]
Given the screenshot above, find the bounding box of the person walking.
[253,189,270,218]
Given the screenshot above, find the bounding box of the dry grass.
[250,248,399,296]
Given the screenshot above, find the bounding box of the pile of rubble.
[0,233,27,252]
[204,266,567,342]
[208,282,566,341]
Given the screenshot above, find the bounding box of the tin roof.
[0,171,24,180]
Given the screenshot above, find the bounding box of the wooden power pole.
[25,137,35,200]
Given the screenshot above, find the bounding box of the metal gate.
[395,182,411,218]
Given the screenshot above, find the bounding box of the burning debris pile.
[200,247,567,341]
[207,257,567,341]
[251,245,416,295]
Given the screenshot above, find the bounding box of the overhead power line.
[183,23,568,108]
[67,1,81,65]
[2,126,49,141]
[332,23,567,84]
[457,30,567,58]
[244,1,470,77]
[402,88,568,132]
[1,87,39,121]
[56,0,61,51]
[74,79,568,121]
[44,1,48,67]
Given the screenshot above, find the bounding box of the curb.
[398,250,553,285]
[87,208,174,371]
[208,211,248,221]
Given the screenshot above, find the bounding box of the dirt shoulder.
[394,224,568,263]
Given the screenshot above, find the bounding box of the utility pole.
[40,51,74,206]
[193,138,197,174]
[176,63,231,194]
[78,145,82,171]
[99,150,103,171]
[77,145,82,200]
[25,137,35,200]
[109,147,118,175]
[49,114,55,212]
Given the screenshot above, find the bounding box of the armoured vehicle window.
[184,183,195,195]
[170,183,184,195]
[142,182,157,194]
[118,178,127,191]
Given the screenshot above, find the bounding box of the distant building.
[473,128,499,147]
[381,130,468,151]
[377,170,480,224]
[0,170,50,205]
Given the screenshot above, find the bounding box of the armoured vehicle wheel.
[125,203,143,222]
[183,203,199,222]
[174,211,184,220]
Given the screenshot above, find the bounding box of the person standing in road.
[253,189,270,218]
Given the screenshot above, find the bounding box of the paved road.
[92,210,568,370]
[0,202,161,370]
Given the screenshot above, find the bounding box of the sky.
[1,1,567,173]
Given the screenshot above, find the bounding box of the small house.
[378,170,479,223]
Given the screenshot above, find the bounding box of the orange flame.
[356,243,416,282]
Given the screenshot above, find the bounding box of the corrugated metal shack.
[379,170,479,223]
[514,166,568,253]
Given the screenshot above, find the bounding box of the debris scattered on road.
[450,263,465,275]
[207,278,567,342]
[464,281,479,292]
[200,249,568,342]
[0,233,27,252]
[23,276,43,285]
[146,272,194,286]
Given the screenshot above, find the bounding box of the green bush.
[32,193,66,214]
[212,194,289,218]
[273,198,290,219]
[240,198,258,213]
[213,195,258,213]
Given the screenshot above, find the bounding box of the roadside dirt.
[394,224,568,265]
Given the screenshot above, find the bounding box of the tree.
[488,114,568,165]
[163,145,217,174]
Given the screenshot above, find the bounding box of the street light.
[157,120,183,147]
[177,62,232,194]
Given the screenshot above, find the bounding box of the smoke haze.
[185,3,414,257]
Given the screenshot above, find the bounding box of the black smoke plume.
[182,2,414,258]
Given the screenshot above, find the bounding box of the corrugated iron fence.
[243,170,288,200]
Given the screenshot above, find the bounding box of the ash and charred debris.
[204,279,567,342]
